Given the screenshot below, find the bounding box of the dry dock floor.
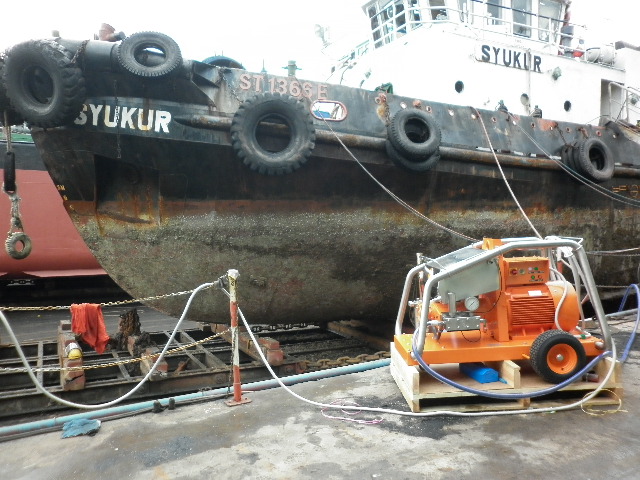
[1,312,638,480]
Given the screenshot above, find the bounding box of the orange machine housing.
[395,238,600,366]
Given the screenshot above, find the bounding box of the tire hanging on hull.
[561,138,614,183]
[3,40,86,128]
[231,92,316,175]
[0,55,24,126]
[386,108,441,172]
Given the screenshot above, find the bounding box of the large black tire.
[202,55,244,69]
[572,137,615,182]
[385,139,440,172]
[231,93,316,175]
[388,108,441,159]
[116,32,182,78]
[3,40,85,128]
[530,329,586,384]
[0,55,24,126]
[560,144,577,171]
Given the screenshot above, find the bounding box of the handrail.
[607,81,640,125]
[340,0,585,67]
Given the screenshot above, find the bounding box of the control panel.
[503,257,549,286]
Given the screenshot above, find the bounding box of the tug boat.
[0,0,638,324]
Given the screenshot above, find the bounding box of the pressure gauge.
[464,296,480,312]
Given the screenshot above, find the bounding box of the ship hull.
[31,126,639,324]
[0,141,105,280]
[3,35,638,324]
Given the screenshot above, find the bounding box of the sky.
[0,0,638,82]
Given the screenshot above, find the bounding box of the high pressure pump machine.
[394,236,613,385]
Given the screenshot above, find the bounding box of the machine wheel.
[530,329,586,384]
[116,32,182,78]
[385,139,440,172]
[387,108,441,159]
[231,92,316,175]
[4,40,86,128]
[572,138,614,183]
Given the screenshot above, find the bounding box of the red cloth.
[70,303,110,354]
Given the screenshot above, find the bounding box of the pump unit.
[394,237,608,384]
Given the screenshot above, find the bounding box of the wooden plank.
[390,343,624,413]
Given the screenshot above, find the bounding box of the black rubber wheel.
[5,231,32,260]
[3,151,16,193]
[202,55,244,69]
[530,329,586,384]
[231,92,316,175]
[0,55,24,126]
[572,137,614,183]
[116,32,182,78]
[385,139,440,172]
[3,40,85,128]
[388,108,441,159]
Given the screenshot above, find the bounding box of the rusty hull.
[21,39,640,325]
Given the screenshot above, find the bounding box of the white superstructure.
[331,0,640,126]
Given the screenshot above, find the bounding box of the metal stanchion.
[225,269,252,407]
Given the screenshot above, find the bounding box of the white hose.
[0,282,215,410]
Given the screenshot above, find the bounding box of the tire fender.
[4,40,86,128]
[5,231,32,260]
[572,137,615,182]
[116,32,182,78]
[231,92,316,175]
[387,108,441,159]
[385,139,440,172]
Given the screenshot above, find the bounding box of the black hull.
[31,126,639,324]
[3,35,639,324]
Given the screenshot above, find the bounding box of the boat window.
[311,100,347,121]
[428,0,448,20]
[458,0,469,23]
[537,0,562,42]
[368,4,383,48]
[487,0,504,25]
[512,0,532,37]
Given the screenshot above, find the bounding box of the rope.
[320,116,478,243]
[472,108,543,239]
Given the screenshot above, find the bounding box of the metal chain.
[304,351,390,371]
[0,285,214,312]
[0,327,231,374]
[69,40,89,65]
[220,70,243,105]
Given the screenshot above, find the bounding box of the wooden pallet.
[390,342,623,413]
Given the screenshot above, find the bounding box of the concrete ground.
[0,312,638,480]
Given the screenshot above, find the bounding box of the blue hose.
[0,358,390,441]
[411,283,640,399]
[412,348,612,400]
[617,284,640,363]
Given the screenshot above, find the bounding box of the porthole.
[564,100,572,112]
[455,81,464,93]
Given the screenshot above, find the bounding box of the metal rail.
[0,324,388,419]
